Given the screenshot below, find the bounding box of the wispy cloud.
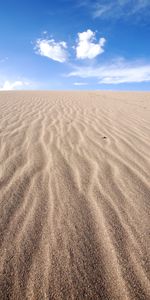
[0,80,30,91]
[34,29,150,86]
[35,38,68,63]
[0,57,8,63]
[68,59,150,84]
[73,82,88,86]
[83,0,150,20]
[76,29,106,59]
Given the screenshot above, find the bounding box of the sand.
[0,91,149,300]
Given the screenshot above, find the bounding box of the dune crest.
[0,91,150,299]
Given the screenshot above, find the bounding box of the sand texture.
[0,91,150,300]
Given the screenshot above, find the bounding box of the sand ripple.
[0,91,150,299]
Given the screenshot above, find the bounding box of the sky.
[0,0,150,90]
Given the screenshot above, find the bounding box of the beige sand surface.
[0,91,150,299]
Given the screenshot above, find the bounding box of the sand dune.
[0,91,150,299]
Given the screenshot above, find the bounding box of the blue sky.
[0,0,150,90]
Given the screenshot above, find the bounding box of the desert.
[0,91,150,299]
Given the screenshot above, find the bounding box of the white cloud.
[76,29,106,59]
[35,38,68,63]
[0,80,30,91]
[73,82,88,86]
[68,60,150,84]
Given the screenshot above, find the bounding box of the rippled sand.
[0,91,150,300]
